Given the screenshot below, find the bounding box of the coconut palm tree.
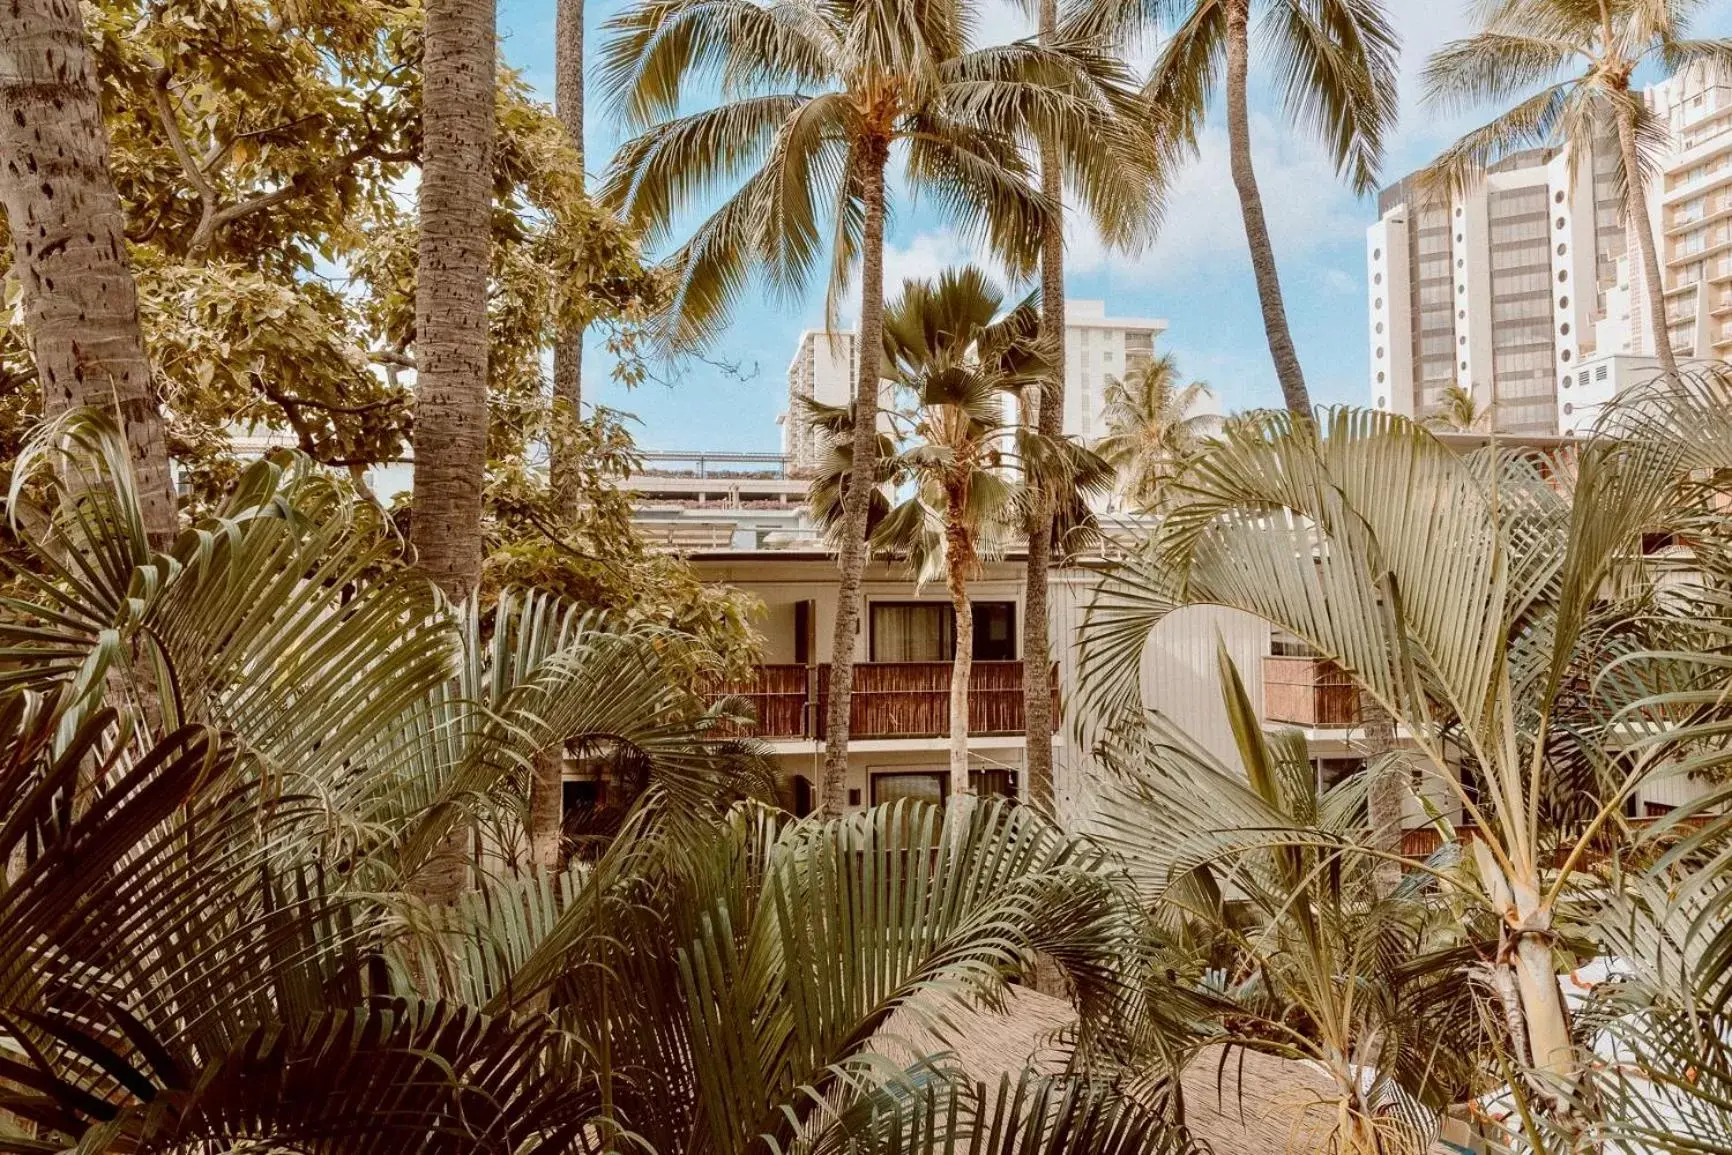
[0,0,178,551]
[1422,0,1732,378]
[548,0,587,518]
[1078,407,1700,1117]
[1422,379,1492,434]
[599,0,1162,818]
[1065,0,1400,417]
[413,0,496,602]
[1095,353,1217,512]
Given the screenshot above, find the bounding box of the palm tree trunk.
[529,746,564,871]
[1224,0,1311,415]
[412,0,495,604]
[1022,0,1063,819]
[1617,99,1679,376]
[820,136,889,819]
[550,0,585,515]
[411,0,495,906]
[1509,884,1577,1084]
[946,498,974,801]
[0,0,178,552]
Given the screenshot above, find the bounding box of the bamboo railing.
[710,661,1054,739]
[1262,655,1361,727]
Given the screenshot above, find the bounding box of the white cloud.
[1063,114,1366,288]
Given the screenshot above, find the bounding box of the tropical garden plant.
[1422,0,1732,378]
[1090,647,1494,1153]
[1078,404,1714,1134]
[0,412,1196,1155]
[597,0,1163,816]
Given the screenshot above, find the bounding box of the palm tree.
[413,0,496,602]
[549,0,587,518]
[1092,647,1490,1153]
[872,268,1046,799]
[1095,353,1217,512]
[0,416,1195,1155]
[1079,407,1699,1114]
[1422,0,1732,378]
[1066,0,1399,417]
[0,0,179,551]
[1422,379,1491,433]
[600,0,1161,818]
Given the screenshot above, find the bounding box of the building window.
[871,771,947,806]
[869,601,1017,662]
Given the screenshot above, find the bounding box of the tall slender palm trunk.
[532,0,587,875]
[820,137,890,819]
[1224,0,1311,416]
[1022,0,1062,819]
[411,0,496,903]
[1617,98,1680,376]
[0,0,178,552]
[944,490,974,800]
[550,0,586,513]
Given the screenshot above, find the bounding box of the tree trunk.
[528,746,564,872]
[1618,99,1679,376]
[1225,0,1311,415]
[412,0,494,604]
[945,498,974,801]
[549,0,585,515]
[0,0,178,552]
[410,0,495,906]
[1509,894,1577,1083]
[819,136,889,820]
[1022,0,1062,819]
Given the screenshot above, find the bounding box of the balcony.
[712,661,1052,740]
[1262,655,1362,728]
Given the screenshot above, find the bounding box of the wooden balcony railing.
[1263,655,1362,727]
[710,661,1053,740]
[1400,815,1706,864]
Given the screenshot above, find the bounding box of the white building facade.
[1371,64,1732,435]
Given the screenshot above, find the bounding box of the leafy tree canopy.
[0,0,757,663]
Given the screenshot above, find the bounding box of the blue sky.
[496,0,1732,452]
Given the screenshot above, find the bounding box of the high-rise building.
[1368,139,1626,436]
[1057,301,1169,442]
[781,329,859,475]
[780,302,1167,467]
[1372,64,1732,436]
[1634,64,1732,362]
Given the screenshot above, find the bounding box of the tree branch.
[152,67,220,253]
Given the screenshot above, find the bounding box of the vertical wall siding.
[1049,571,1270,830]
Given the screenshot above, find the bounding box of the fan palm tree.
[1065,0,1399,417]
[1078,407,1699,1117]
[598,0,1163,818]
[1095,353,1217,512]
[1421,0,1732,378]
[872,268,1046,798]
[807,269,1110,801]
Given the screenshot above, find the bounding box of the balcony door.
[869,601,1016,662]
